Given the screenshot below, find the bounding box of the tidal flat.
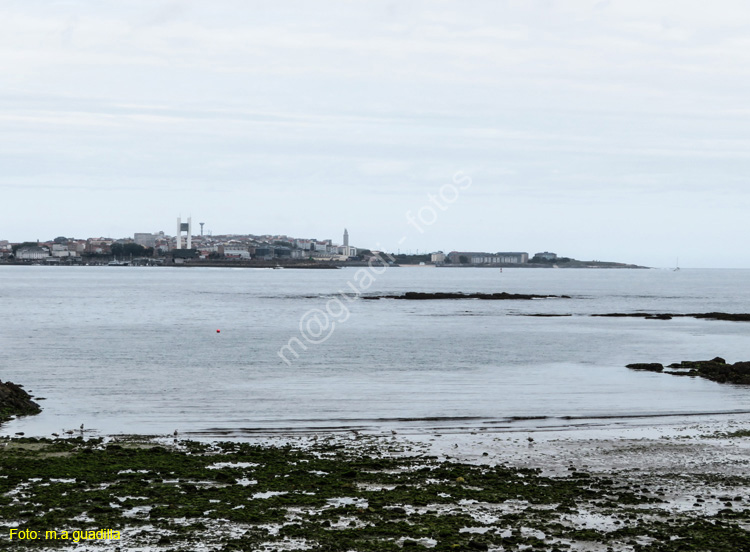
[1,419,749,551]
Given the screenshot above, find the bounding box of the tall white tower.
[343,228,349,247]
[176,217,192,249]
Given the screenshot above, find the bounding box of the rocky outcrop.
[595,313,750,322]
[626,363,664,372]
[627,358,750,385]
[690,313,750,322]
[363,292,570,300]
[0,380,41,424]
[666,358,750,385]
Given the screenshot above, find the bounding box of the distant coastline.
[0,259,649,269]
[2,235,647,269]
[433,261,649,269]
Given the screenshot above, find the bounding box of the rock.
[594,312,750,323]
[593,312,658,318]
[699,361,750,385]
[632,360,750,385]
[0,380,41,425]
[690,313,750,322]
[371,291,569,300]
[663,370,696,377]
[626,363,664,372]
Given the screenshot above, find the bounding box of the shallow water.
[1,265,749,437]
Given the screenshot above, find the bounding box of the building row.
[430,251,558,265]
[1,228,359,263]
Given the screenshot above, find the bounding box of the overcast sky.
[2,1,749,267]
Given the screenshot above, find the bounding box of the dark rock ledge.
[627,357,750,385]
[363,292,571,300]
[0,380,41,424]
[595,312,750,322]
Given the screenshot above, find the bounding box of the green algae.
[0,436,747,551]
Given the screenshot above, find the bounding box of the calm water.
[1,266,749,437]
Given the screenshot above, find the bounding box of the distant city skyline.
[0,219,730,267]
[2,1,750,268]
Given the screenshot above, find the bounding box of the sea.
[1,265,749,438]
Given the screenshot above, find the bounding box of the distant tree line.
[392,253,431,264]
[529,256,571,264]
[11,242,39,254]
[110,243,154,258]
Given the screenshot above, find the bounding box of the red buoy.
[216,329,221,333]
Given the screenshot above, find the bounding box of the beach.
[1,413,748,551]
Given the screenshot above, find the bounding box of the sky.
[1,1,750,268]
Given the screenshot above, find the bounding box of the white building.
[496,252,529,264]
[314,241,332,253]
[295,239,314,251]
[16,246,50,260]
[134,233,157,248]
[448,251,529,265]
[175,217,192,249]
[51,244,75,257]
[220,244,251,258]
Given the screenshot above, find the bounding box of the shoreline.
[0,261,650,269]
[6,408,750,442]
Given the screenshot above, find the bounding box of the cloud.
[1,1,750,265]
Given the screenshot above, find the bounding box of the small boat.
[674,258,680,271]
